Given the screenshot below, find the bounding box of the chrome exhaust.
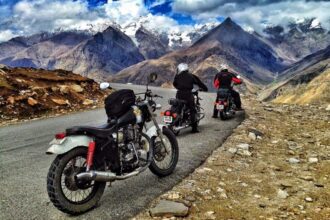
[76,170,140,182]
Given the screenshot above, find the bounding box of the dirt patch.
[0,66,111,126]
[134,98,330,220]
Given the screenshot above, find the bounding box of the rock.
[280,181,293,188]
[7,96,15,104]
[149,200,189,217]
[248,128,264,137]
[52,98,69,105]
[299,175,314,181]
[248,132,257,140]
[59,85,69,94]
[288,158,300,164]
[326,104,330,111]
[237,149,252,157]
[277,189,289,199]
[305,197,313,202]
[167,192,180,200]
[70,84,84,93]
[197,167,213,173]
[220,192,228,199]
[259,203,267,208]
[185,196,196,202]
[271,140,279,144]
[308,157,318,164]
[237,143,250,150]
[205,211,216,220]
[27,97,38,106]
[82,99,94,105]
[228,147,237,154]
[314,183,324,188]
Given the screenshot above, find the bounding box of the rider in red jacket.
[213,67,243,118]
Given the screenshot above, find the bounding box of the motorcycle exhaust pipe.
[173,124,190,131]
[76,170,140,182]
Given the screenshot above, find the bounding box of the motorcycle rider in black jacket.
[173,63,208,133]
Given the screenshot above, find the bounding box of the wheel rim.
[153,135,174,170]
[60,155,96,204]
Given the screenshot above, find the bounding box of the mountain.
[111,17,287,88]
[263,18,330,62]
[0,32,91,69]
[260,45,330,104]
[135,27,169,59]
[53,26,145,80]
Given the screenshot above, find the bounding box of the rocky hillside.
[135,98,330,220]
[0,65,108,124]
[0,32,91,69]
[263,18,330,62]
[112,17,287,89]
[260,45,330,104]
[53,26,145,80]
[135,27,169,59]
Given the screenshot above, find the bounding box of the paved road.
[0,84,244,220]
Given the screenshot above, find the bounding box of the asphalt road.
[0,84,244,220]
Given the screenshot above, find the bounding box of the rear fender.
[46,135,93,155]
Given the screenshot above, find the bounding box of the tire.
[149,127,179,177]
[47,147,106,215]
[220,111,228,120]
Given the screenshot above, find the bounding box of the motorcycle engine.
[116,125,149,172]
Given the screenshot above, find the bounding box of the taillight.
[172,113,177,118]
[55,132,66,139]
[165,111,171,116]
[224,102,228,106]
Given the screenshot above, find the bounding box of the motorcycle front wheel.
[47,147,106,215]
[149,127,179,177]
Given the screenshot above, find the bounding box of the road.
[0,84,244,220]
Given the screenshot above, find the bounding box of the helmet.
[220,64,229,72]
[177,63,189,74]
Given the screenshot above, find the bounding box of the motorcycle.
[163,88,205,136]
[46,73,179,214]
[214,81,241,120]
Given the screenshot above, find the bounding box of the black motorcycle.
[46,73,179,214]
[163,88,205,135]
[214,88,236,120]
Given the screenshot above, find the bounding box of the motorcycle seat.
[66,123,115,138]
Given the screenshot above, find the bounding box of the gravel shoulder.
[134,97,330,220]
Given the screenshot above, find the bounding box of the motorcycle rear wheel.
[47,147,106,215]
[149,127,179,177]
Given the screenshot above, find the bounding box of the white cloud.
[173,0,330,32]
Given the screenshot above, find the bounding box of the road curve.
[0,84,244,220]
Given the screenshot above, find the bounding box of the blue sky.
[0,0,329,42]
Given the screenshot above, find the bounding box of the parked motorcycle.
[46,73,178,214]
[163,88,205,135]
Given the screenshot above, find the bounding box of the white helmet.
[177,63,189,74]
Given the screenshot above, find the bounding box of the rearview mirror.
[148,73,158,83]
[100,82,110,90]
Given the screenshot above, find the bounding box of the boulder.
[27,97,38,106]
[52,98,69,105]
[70,84,84,93]
[82,99,94,105]
[7,96,15,104]
[149,200,189,217]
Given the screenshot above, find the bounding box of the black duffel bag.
[104,89,136,118]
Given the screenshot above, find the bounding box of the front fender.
[46,135,93,155]
[146,124,166,138]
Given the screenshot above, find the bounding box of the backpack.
[104,89,136,118]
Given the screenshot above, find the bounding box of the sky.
[0,0,330,42]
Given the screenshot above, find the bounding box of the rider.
[213,64,243,118]
[173,63,208,133]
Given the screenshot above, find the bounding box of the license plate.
[163,116,173,123]
[217,104,224,110]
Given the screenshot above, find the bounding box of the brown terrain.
[134,97,330,220]
[0,65,109,126]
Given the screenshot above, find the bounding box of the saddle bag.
[105,89,136,118]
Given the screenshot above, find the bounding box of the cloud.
[172,0,330,31]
